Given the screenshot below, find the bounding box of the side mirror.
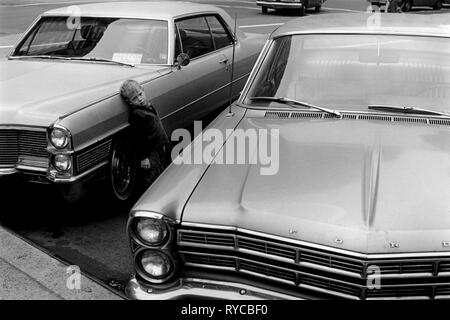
[176,53,190,68]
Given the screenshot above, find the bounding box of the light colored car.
[126,13,450,300]
[0,1,265,202]
[369,0,447,11]
[257,0,326,16]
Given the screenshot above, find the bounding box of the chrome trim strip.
[181,222,450,259]
[130,210,181,224]
[238,39,272,105]
[0,125,46,131]
[15,165,47,173]
[271,31,450,40]
[126,277,302,300]
[0,168,17,175]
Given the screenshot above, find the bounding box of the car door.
[170,15,232,127]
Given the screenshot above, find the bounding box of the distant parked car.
[369,0,446,11]
[126,13,450,300]
[257,0,326,16]
[0,1,265,202]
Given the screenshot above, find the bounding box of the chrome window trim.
[238,38,273,105]
[174,13,236,63]
[272,31,450,40]
[13,15,171,65]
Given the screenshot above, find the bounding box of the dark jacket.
[128,103,170,159]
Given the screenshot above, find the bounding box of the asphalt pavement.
[0,0,449,300]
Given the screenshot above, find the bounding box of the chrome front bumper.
[126,277,303,300]
[256,1,304,9]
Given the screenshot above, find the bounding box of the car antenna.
[226,13,238,117]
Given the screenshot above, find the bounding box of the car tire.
[108,135,137,202]
[402,0,412,11]
[299,4,307,16]
[262,6,268,14]
[433,0,442,10]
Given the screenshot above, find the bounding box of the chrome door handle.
[219,58,229,64]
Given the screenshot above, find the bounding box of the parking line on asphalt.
[0,45,13,48]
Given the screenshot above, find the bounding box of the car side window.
[175,16,214,60]
[205,16,233,50]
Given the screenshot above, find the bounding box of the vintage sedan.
[0,2,265,202]
[126,13,450,299]
[257,0,326,16]
[369,0,447,11]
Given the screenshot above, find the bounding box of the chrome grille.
[178,227,450,299]
[439,261,450,273]
[300,251,363,274]
[0,130,18,165]
[238,237,296,260]
[18,130,48,157]
[76,140,111,173]
[239,260,296,283]
[366,286,431,299]
[300,275,361,297]
[377,261,435,275]
[0,129,47,166]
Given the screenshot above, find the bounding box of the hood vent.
[264,111,450,126]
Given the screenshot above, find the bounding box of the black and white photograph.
[0,0,449,310]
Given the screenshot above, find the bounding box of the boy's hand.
[141,158,151,169]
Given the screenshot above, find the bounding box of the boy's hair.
[120,79,143,102]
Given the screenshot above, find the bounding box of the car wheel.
[262,6,268,14]
[108,136,137,202]
[402,0,412,11]
[299,4,307,16]
[433,0,442,10]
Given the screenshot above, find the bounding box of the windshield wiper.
[8,55,72,61]
[250,96,342,118]
[368,105,450,118]
[71,57,135,67]
[9,55,135,67]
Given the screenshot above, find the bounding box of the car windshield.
[244,34,450,113]
[13,16,169,65]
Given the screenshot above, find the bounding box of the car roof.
[272,13,450,38]
[42,1,222,20]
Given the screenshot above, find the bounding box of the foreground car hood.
[0,60,168,127]
[183,117,450,254]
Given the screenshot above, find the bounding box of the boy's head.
[120,79,148,108]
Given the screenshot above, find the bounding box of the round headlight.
[140,250,173,278]
[50,128,69,149]
[54,154,71,172]
[135,218,168,245]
